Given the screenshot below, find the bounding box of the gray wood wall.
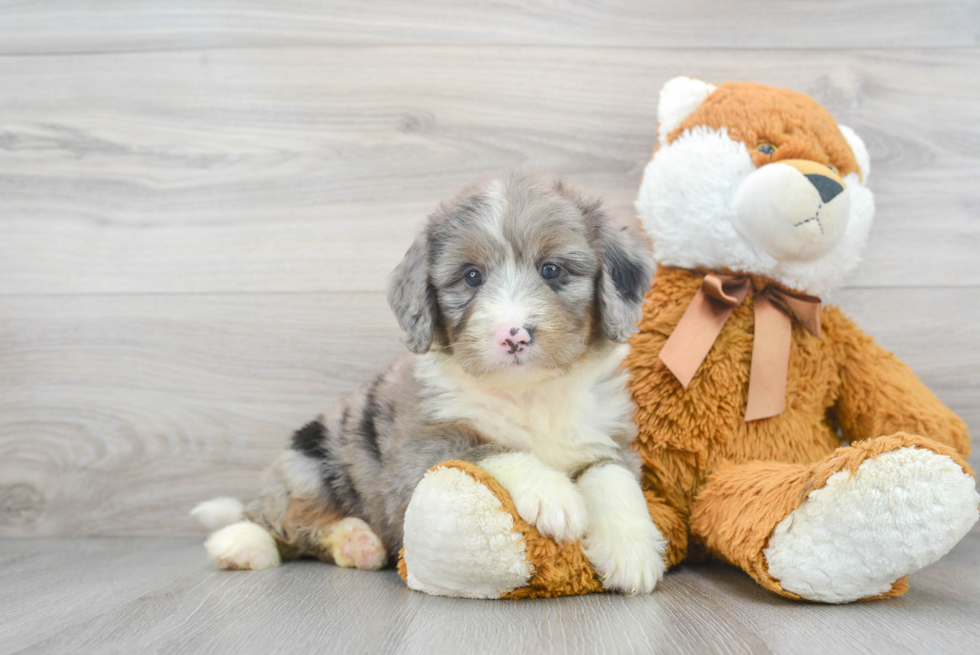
[1,1,977,537]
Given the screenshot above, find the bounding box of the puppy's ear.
[387,230,439,354]
[593,212,654,343]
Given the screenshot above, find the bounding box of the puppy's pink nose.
[495,326,533,355]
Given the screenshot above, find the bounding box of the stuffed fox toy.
[398,78,979,602]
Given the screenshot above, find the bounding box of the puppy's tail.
[191,496,245,531]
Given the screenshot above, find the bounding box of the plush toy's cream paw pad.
[480,452,588,543]
[764,447,980,603]
[205,521,281,570]
[402,465,531,598]
[321,517,388,570]
[578,464,667,595]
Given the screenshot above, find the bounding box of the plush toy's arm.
[825,307,971,458]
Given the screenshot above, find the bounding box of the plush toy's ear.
[657,76,717,144]
[387,230,439,354]
[838,124,871,182]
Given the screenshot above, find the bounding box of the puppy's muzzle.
[495,325,534,355]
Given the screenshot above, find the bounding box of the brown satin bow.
[658,273,822,422]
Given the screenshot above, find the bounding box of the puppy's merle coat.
[195,171,667,594]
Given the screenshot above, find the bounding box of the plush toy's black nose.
[805,174,844,204]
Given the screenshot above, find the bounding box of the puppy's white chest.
[416,349,636,472]
[494,389,620,470]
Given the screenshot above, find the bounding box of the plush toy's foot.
[401,462,533,598]
[400,460,608,599]
[691,433,978,603]
[205,521,281,570]
[764,445,979,603]
[319,517,388,570]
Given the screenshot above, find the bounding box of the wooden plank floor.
[1,529,978,655]
[1,2,979,653]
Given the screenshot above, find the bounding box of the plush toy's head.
[636,77,875,296]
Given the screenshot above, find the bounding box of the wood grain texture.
[1,288,976,538]
[1,532,977,655]
[0,48,979,294]
[0,538,207,654]
[0,1,976,53]
[0,293,404,537]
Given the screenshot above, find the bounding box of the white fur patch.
[578,464,667,595]
[403,466,531,598]
[205,521,281,570]
[657,76,717,144]
[838,124,871,182]
[191,496,245,532]
[480,452,588,543]
[764,447,980,603]
[636,126,875,297]
[414,345,635,473]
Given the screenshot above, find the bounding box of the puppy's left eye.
[540,263,561,280]
[463,267,484,287]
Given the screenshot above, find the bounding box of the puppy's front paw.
[510,473,588,543]
[480,452,587,543]
[578,463,667,595]
[582,521,666,595]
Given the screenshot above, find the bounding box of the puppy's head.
[387,171,652,376]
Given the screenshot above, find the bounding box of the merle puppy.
[193,170,666,594]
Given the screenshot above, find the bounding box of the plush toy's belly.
[626,280,843,517]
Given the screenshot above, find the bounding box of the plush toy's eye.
[540,263,561,280]
[827,164,838,173]
[463,267,484,288]
[757,144,776,155]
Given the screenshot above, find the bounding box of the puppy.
[193,170,666,594]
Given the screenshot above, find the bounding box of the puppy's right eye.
[463,267,483,288]
[540,263,561,280]
[757,143,776,156]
